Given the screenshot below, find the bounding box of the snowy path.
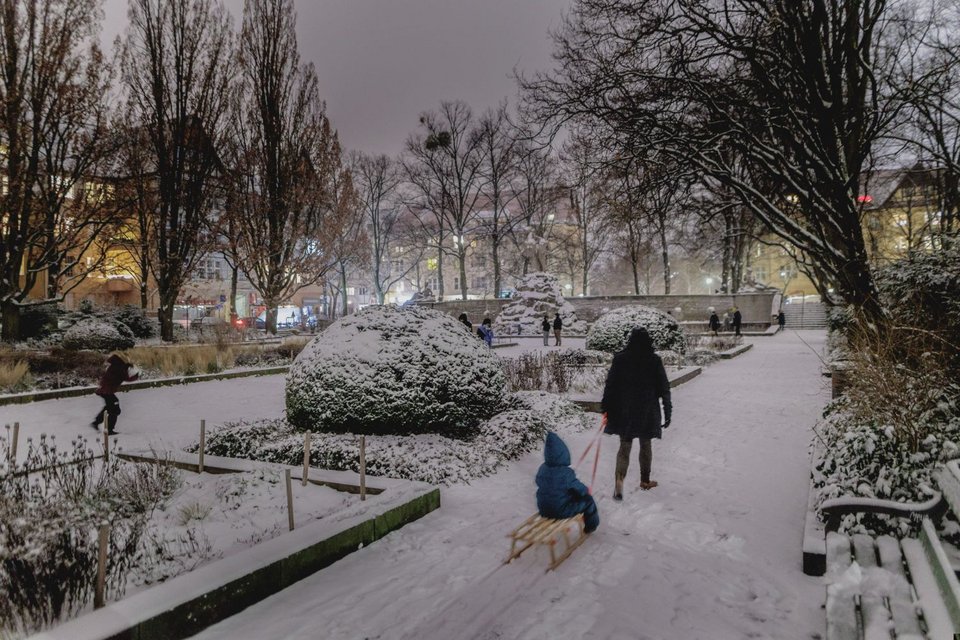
[183,330,830,640]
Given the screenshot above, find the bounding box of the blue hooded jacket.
[535,432,590,519]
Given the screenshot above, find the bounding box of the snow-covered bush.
[493,272,587,336]
[62,319,135,351]
[196,392,589,485]
[111,305,158,339]
[286,305,506,435]
[814,391,960,537]
[586,305,686,354]
[0,436,180,634]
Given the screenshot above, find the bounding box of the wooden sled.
[505,513,587,571]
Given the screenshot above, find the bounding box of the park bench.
[820,460,960,639]
[505,512,586,571]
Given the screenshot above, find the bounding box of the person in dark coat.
[458,313,473,331]
[552,313,563,346]
[91,353,140,434]
[777,310,786,331]
[477,318,494,347]
[541,315,551,346]
[536,431,599,533]
[732,306,742,336]
[708,311,720,336]
[601,328,672,499]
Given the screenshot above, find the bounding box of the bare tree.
[120,0,233,341]
[351,152,421,304]
[475,104,520,297]
[558,128,614,296]
[0,0,116,340]
[327,149,367,317]
[404,101,485,300]
[229,0,343,334]
[510,138,562,276]
[523,0,909,328]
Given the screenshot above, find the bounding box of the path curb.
[0,366,291,407]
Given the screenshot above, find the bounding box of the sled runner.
[505,512,587,571]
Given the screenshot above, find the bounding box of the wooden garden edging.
[0,366,290,407]
[28,452,440,640]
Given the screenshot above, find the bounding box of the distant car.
[190,316,226,330]
[234,316,263,330]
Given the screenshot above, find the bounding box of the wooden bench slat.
[902,537,955,639]
[851,534,894,640]
[826,533,860,640]
[918,517,960,631]
[876,536,925,639]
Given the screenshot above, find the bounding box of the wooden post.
[9,422,19,465]
[285,468,295,531]
[301,432,311,486]
[198,419,206,473]
[94,523,109,609]
[359,435,366,501]
[102,412,110,463]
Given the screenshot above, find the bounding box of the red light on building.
[857,194,873,204]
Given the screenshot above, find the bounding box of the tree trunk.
[436,246,444,300]
[1,300,20,342]
[46,260,60,300]
[459,251,468,300]
[659,222,670,295]
[229,264,239,321]
[631,255,641,295]
[492,240,501,298]
[140,280,149,310]
[158,298,176,342]
[721,216,732,294]
[265,302,278,335]
[340,266,349,316]
[522,255,530,276]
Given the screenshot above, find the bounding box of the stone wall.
[418,292,779,327]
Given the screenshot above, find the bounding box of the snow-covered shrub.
[493,272,587,336]
[586,305,686,354]
[62,319,135,351]
[19,303,59,340]
[815,392,960,537]
[196,392,588,485]
[0,436,180,634]
[111,305,157,339]
[286,305,506,435]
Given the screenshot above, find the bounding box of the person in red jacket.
[91,353,139,434]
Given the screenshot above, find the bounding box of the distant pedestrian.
[732,306,742,336]
[536,432,599,533]
[602,328,672,499]
[708,311,720,336]
[722,312,731,333]
[458,313,472,332]
[91,353,140,435]
[553,313,563,346]
[477,318,494,347]
[541,315,551,346]
[777,310,786,331]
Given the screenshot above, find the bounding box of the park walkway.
[189,331,830,640]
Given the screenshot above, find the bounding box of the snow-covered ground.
[3,331,829,639]
[191,330,828,640]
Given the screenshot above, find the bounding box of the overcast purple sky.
[101,0,569,155]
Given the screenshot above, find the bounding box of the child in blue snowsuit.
[535,432,600,533]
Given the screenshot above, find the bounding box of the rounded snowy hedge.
[586,305,686,354]
[62,319,135,351]
[286,305,507,435]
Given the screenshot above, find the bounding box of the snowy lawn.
[1,331,829,639]
[188,330,829,640]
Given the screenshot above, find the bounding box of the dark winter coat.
[777,311,785,327]
[97,354,138,396]
[541,318,551,332]
[601,342,672,440]
[709,312,720,331]
[553,316,563,331]
[536,432,591,519]
[732,310,742,328]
